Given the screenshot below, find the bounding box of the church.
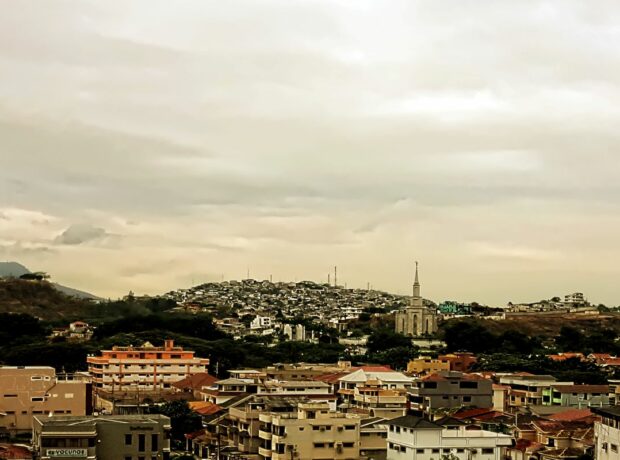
[395,262,438,337]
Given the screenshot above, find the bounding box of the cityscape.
[2,1,620,460]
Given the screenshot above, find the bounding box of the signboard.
[46,448,88,457]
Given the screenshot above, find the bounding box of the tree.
[366,329,412,355]
[556,326,584,352]
[149,400,202,445]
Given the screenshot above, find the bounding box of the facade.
[593,406,620,460]
[258,401,361,460]
[499,375,574,409]
[407,357,450,376]
[32,414,171,460]
[408,372,493,416]
[283,324,306,341]
[87,339,209,410]
[251,316,274,330]
[386,415,513,460]
[395,263,438,337]
[542,385,610,407]
[438,353,478,373]
[0,366,89,434]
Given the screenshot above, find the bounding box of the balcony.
[258,446,273,458]
[259,430,272,441]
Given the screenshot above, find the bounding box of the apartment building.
[32,414,171,460]
[593,406,620,460]
[258,401,361,460]
[408,372,493,416]
[0,366,89,434]
[87,339,209,410]
[386,415,513,460]
[407,357,450,376]
[499,375,573,409]
[542,384,610,407]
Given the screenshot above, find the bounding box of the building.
[499,375,574,409]
[386,415,513,460]
[593,406,620,460]
[408,372,493,416]
[250,316,274,330]
[438,353,478,373]
[406,357,450,376]
[87,339,209,411]
[564,293,588,308]
[283,324,306,341]
[32,414,171,460]
[542,384,610,407]
[395,263,438,337]
[258,401,362,460]
[0,366,89,435]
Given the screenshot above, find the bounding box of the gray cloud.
[54,224,109,245]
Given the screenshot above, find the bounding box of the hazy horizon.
[2,1,620,306]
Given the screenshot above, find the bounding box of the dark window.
[423,382,438,389]
[151,434,158,451]
[459,381,478,389]
[343,442,354,448]
[417,449,425,454]
[125,457,131,460]
[138,434,146,452]
[482,448,494,454]
[125,434,132,445]
[463,396,472,402]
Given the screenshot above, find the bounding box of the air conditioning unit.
[320,427,326,432]
[337,426,344,431]
[336,446,343,453]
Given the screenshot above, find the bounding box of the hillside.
[0,279,98,322]
[0,261,99,300]
[444,311,620,339]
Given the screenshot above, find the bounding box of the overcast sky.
[1,0,620,305]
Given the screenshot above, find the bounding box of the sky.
[1,0,620,305]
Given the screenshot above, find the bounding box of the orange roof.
[314,372,350,383]
[548,409,598,422]
[188,401,223,416]
[172,373,218,391]
[453,408,496,420]
[352,366,393,372]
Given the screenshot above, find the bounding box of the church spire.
[412,261,422,306]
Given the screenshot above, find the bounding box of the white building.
[283,323,306,341]
[251,315,274,330]
[593,407,620,460]
[387,415,513,460]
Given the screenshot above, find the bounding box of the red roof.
[172,373,218,391]
[548,409,598,422]
[453,407,496,420]
[314,372,350,384]
[420,372,488,382]
[552,385,608,394]
[0,444,32,460]
[352,366,393,372]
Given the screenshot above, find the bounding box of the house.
[386,415,513,460]
[407,357,450,376]
[171,372,218,400]
[408,372,493,416]
[593,406,620,460]
[541,385,610,407]
[438,353,478,372]
[499,375,574,409]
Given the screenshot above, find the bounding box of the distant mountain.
[0,261,100,300]
[0,261,31,278]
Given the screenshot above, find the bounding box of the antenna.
[328,273,331,285]
[270,274,273,283]
[246,267,250,279]
[334,266,337,288]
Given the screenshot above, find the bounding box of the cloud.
[54,224,110,245]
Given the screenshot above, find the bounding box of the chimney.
[164,339,174,350]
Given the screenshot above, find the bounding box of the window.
[345,425,356,430]
[460,381,478,389]
[125,434,132,445]
[482,448,494,454]
[64,393,74,399]
[138,434,145,452]
[31,397,44,402]
[424,382,438,389]
[313,443,325,448]
[125,457,131,460]
[151,434,158,451]
[612,444,618,453]
[343,443,354,448]
[457,449,465,453]
[432,449,440,454]
[417,449,425,454]
[443,449,451,453]
[463,396,472,403]
[4,394,17,398]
